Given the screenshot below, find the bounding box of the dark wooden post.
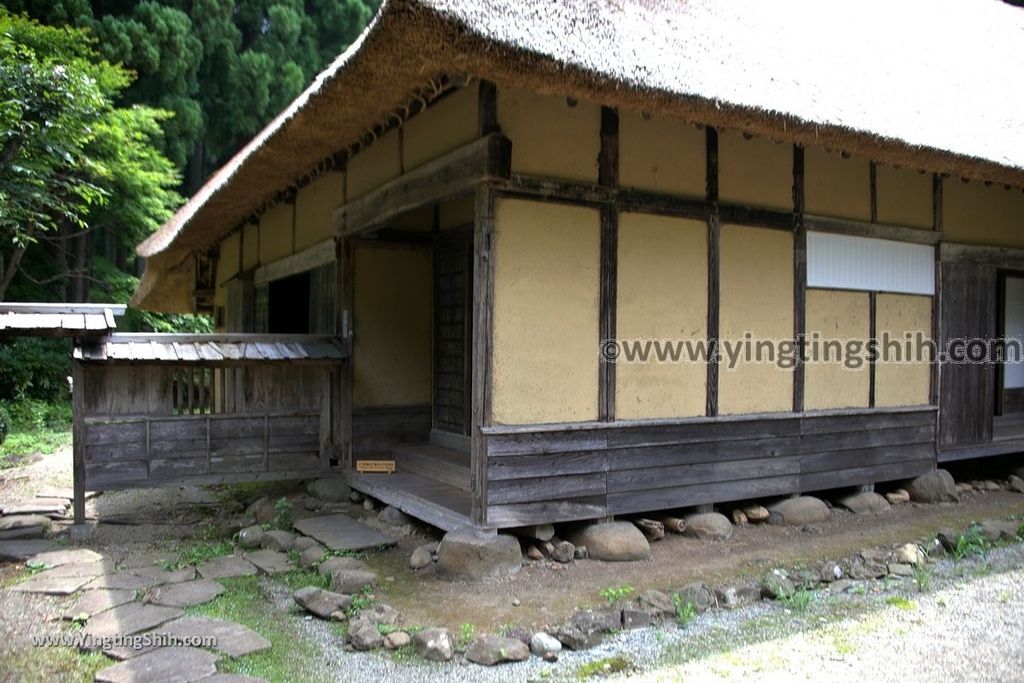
[70,353,87,534]
[793,144,806,413]
[706,127,720,417]
[598,106,619,422]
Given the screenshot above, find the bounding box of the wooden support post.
[793,145,806,413]
[868,291,878,408]
[931,174,943,407]
[469,80,499,528]
[70,356,87,533]
[598,106,619,422]
[869,161,878,223]
[706,127,720,418]
[337,236,354,470]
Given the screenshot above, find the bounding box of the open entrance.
[995,273,1024,440]
[268,272,311,333]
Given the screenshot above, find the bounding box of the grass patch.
[780,587,813,612]
[599,585,634,606]
[885,596,916,611]
[188,576,323,682]
[673,594,697,625]
[577,654,634,679]
[0,428,71,467]
[270,568,329,593]
[456,622,475,651]
[177,540,235,568]
[951,525,991,560]
[0,641,108,682]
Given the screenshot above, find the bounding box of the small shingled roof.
[134,0,1024,312]
[0,303,125,338]
[73,334,348,363]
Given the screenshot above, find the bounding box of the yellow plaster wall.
[491,198,600,424]
[295,172,344,251]
[352,245,432,407]
[258,202,293,264]
[874,293,932,407]
[804,148,872,221]
[439,195,475,229]
[242,223,259,270]
[619,110,705,197]
[944,180,1024,248]
[403,83,479,170]
[347,129,401,200]
[217,232,240,285]
[719,131,792,211]
[875,164,933,229]
[497,86,600,182]
[718,224,794,414]
[616,213,707,419]
[804,289,870,410]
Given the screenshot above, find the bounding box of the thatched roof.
[135,0,1024,312]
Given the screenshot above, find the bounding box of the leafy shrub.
[0,338,72,403]
[0,403,8,446]
[272,496,294,530]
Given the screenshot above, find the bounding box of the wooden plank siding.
[482,407,935,527]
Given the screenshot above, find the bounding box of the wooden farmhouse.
[115,0,1024,531]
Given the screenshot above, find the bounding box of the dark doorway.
[433,228,473,436]
[268,272,311,334]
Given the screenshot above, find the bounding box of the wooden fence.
[71,335,348,517]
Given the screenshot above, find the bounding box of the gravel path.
[302,544,1024,683]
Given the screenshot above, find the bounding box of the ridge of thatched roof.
[135,0,1024,312]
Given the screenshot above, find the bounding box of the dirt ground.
[3,446,1024,638]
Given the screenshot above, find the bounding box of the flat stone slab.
[121,551,181,570]
[36,487,99,501]
[63,589,137,620]
[84,573,163,591]
[0,514,50,539]
[32,559,117,579]
[147,579,224,608]
[9,574,93,595]
[293,514,396,552]
[82,603,182,640]
[131,565,196,584]
[0,539,55,561]
[29,547,103,568]
[196,555,257,580]
[157,615,271,657]
[94,646,218,683]
[1,498,69,517]
[243,549,295,575]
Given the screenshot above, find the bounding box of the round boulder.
[567,521,650,562]
[236,525,264,550]
[904,469,958,503]
[683,512,733,540]
[306,477,351,503]
[835,491,891,515]
[435,528,522,580]
[768,496,831,525]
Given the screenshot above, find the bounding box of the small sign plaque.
[356,459,396,474]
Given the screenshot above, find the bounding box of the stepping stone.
[157,616,271,657]
[9,574,93,595]
[243,549,295,575]
[147,579,224,608]
[121,551,180,570]
[29,547,103,568]
[0,539,55,561]
[62,589,136,620]
[196,555,257,580]
[31,559,117,579]
[82,603,182,640]
[94,646,218,683]
[36,487,99,501]
[84,573,164,591]
[131,565,196,584]
[0,514,51,539]
[2,498,69,517]
[293,514,396,552]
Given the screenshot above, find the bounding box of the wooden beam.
[337,237,354,470]
[471,185,496,527]
[803,214,941,245]
[793,144,806,413]
[253,239,336,286]
[706,127,720,418]
[940,242,1024,268]
[869,161,878,223]
[334,133,511,237]
[932,173,944,233]
[478,80,498,135]
[599,106,619,422]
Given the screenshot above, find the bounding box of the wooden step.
[391,444,470,492]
